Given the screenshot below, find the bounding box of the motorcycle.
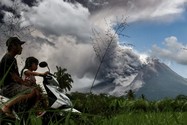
[0,61,80,124]
[38,61,80,123]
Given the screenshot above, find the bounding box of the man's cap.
[6,37,25,47]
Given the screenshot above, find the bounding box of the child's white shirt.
[22,69,36,86]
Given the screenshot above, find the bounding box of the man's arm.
[11,72,29,86]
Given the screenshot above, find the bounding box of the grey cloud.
[84,0,187,23]
[100,45,142,80]
[0,0,34,22]
[21,0,38,7]
[22,0,91,43]
[0,0,13,7]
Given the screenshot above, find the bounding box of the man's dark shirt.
[0,53,19,87]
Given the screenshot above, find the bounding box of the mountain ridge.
[88,59,187,100]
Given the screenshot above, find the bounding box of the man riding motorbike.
[0,37,40,118]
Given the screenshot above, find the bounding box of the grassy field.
[12,111,187,125]
[4,111,187,125]
[2,92,187,125]
[100,112,187,125]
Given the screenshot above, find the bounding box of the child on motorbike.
[21,56,49,117]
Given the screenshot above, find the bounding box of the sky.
[1,0,187,90]
[124,10,187,78]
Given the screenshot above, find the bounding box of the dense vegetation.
[63,92,187,125]
[69,92,187,113]
[2,92,187,124]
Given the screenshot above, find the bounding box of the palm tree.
[54,66,73,92]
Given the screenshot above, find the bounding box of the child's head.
[25,56,39,71]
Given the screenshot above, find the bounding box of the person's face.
[31,63,38,71]
[13,44,23,55]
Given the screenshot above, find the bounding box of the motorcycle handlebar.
[39,72,55,77]
[48,72,55,77]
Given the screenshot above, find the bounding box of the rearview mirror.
[39,61,48,68]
